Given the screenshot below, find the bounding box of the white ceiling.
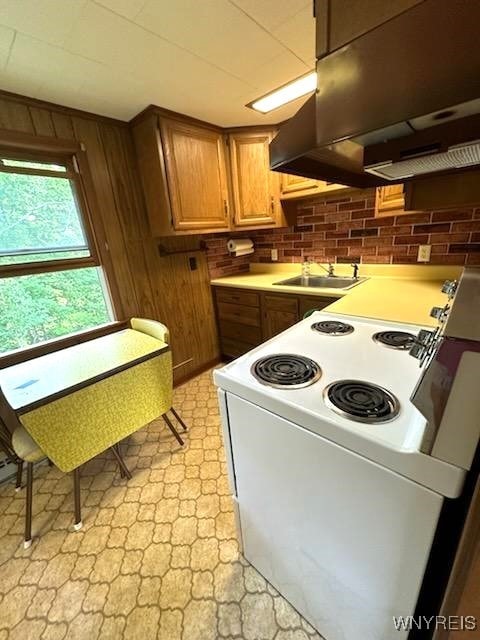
[0,0,315,126]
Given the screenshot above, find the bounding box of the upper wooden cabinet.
[161,118,230,232]
[132,112,230,236]
[228,129,283,228]
[375,184,407,216]
[280,173,348,200]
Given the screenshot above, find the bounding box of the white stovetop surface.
[214,311,465,497]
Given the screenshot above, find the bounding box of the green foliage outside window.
[0,163,112,354]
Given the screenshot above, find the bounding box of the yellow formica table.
[0,329,171,473]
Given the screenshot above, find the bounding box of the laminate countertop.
[211,264,463,327]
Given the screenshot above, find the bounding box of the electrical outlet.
[271,248,278,262]
[417,245,431,262]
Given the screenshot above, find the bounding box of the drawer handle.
[270,196,275,214]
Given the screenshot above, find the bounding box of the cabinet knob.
[409,343,426,360]
[417,329,434,346]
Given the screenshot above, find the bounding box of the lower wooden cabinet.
[262,294,299,340]
[213,286,336,358]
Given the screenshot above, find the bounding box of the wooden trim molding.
[0,127,81,155]
[0,321,128,369]
[0,89,127,127]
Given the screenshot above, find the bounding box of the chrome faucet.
[301,260,311,278]
[351,263,359,279]
[318,262,335,277]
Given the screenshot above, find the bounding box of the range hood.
[270,0,480,187]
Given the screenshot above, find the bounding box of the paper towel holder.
[227,237,254,257]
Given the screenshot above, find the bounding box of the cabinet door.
[262,294,299,340]
[229,130,280,227]
[160,118,230,231]
[375,184,406,217]
[281,173,322,198]
[280,173,348,200]
[298,296,335,319]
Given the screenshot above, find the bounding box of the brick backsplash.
[202,233,251,279]
[204,188,480,278]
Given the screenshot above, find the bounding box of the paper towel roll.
[227,238,253,254]
[233,247,254,256]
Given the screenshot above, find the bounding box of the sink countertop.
[211,263,463,327]
[210,271,348,299]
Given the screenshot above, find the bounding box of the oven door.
[227,392,444,640]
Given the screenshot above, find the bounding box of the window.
[0,150,113,354]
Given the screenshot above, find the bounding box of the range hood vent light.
[365,141,480,180]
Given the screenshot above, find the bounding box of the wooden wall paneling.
[186,248,220,367]
[71,116,138,319]
[0,99,34,133]
[98,123,157,319]
[29,107,55,137]
[157,250,200,378]
[51,112,75,139]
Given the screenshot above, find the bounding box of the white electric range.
[214,281,480,640]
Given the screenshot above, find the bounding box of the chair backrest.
[131,317,170,344]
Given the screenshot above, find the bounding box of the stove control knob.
[441,280,458,297]
[417,329,434,346]
[410,343,425,360]
[430,305,449,322]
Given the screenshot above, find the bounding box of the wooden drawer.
[220,337,256,359]
[298,295,335,319]
[215,287,259,307]
[219,319,262,344]
[263,294,298,313]
[217,301,260,327]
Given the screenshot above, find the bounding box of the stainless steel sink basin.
[273,275,367,290]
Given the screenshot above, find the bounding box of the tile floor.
[0,369,324,640]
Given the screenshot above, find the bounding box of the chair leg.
[73,467,83,531]
[15,460,23,491]
[24,462,33,549]
[170,407,188,432]
[114,444,126,478]
[162,414,184,446]
[110,445,132,480]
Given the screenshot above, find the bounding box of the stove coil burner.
[311,320,354,336]
[323,380,400,423]
[372,331,416,350]
[251,354,322,389]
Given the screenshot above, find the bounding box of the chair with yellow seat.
[0,412,47,548]
[130,317,188,444]
[1,392,131,549]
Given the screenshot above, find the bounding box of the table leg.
[162,413,184,446]
[73,467,83,531]
[170,407,188,432]
[111,445,132,480]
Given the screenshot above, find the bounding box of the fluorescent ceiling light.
[248,72,316,113]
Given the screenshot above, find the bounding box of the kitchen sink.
[273,275,367,290]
